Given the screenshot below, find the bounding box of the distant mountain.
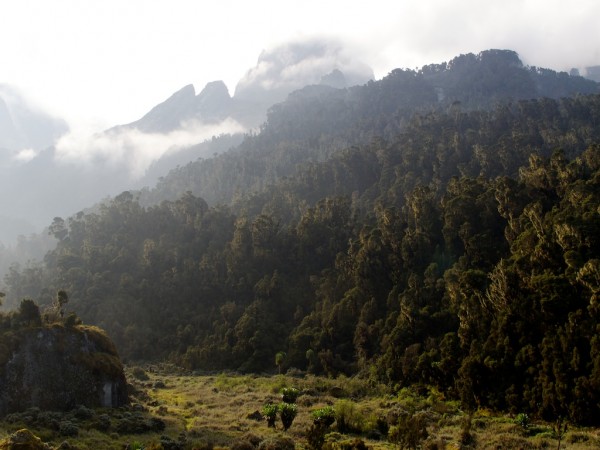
[114,40,374,133]
[113,81,234,133]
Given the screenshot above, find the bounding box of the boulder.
[0,428,51,450]
[0,324,128,415]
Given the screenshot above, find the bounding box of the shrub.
[281,387,300,404]
[94,413,111,431]
[388,412,428,450]
[279,403,298,431]
[258,436,295,450]
[306,424,327,450]
[115,414,165,434]
[132,366,150,381]
[160,435,184,450]
[73,404,95,420]
[333,400,362,434]
[514,412,530,429]
[312,406,336,427]
[261,403,278,428]
[59,421,79,437]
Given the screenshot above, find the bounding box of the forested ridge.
[3,50,600,425]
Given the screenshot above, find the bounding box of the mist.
[54,117,245,180]
[234,38,374,105]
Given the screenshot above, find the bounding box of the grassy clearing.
[1,365,600,449]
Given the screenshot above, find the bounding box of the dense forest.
[3,50,600,426]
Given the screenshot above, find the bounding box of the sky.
[1,0,599,133]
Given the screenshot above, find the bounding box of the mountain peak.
[193,81,233,121]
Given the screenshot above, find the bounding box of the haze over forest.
[2,42,600,428]
[1,39,599,247]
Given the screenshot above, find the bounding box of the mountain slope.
[140,49,599,208]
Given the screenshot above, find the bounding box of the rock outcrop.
[0,324,128,415]
[0,429,51,450]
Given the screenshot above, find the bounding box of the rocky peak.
[131,84,197,133]
[192,80,233,122]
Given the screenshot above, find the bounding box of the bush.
[514,412,530,429]
[160,435,184,450]
[258,436,295,450]
[261,403,278,428]
[312,406,336,427]
[388,412,428,449]
[132,366,150,381]
[281,387,300,404]
[115,413,165,434]
[59,421,79,437]
[73,404,95,420]
[306,424,327,450]
[334,400,362,434]
[94,414,111,431]
[279,403,298,431]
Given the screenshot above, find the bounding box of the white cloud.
[12,148,37,163]
[54,118,246,180]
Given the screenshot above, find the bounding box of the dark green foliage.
[261,403,278,428]
[388,412,429,450]
[311,406,336,427]
[514,413,530,429]
[281,387,300,404]
[16,299,41,327]
[278,403,297,431]
[58,420,79,437]
[115,413,166,434]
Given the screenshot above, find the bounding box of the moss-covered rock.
[0,325,128,415]
[0,428,51,450]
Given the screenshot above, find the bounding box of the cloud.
[53,118,246,180]
[12,148,38,163]
[234,37,374,103]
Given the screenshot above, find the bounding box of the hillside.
[3,49,600,426]
[138,50,598,208]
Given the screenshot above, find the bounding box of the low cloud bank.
[54,117,246,179]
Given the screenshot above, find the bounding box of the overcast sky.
[1,0,599,132]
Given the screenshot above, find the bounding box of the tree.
[275,351,287,374]
[17,299,42,327]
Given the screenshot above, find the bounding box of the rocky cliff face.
[0,325,128,415]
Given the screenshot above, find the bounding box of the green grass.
[1,366,599,449]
